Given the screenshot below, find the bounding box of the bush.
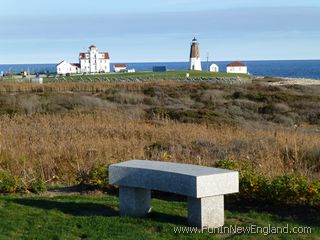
[215,159,320,206]
[77,164,109,189]
[258,104,276,114]
[215,159,238,170]
[0,170,18,193]
[273,114,294,126]
[88,164,109,188]
[0,171,48,194]
[147,108,171,120]
[232,91,245,99]
[28,178,47,194]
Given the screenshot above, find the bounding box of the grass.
[0,70,250,83]
[0,193,318,239]
[43,70,250,82]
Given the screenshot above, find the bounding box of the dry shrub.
[0,81,319,186]
[0,111,319,186]
[0,81,185,93]
[200,89,225,102]
[106,90,146,105]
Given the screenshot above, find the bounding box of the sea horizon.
[1,58,320,65]
[1,59,320,80]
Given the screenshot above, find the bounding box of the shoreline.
[270,77,320,86]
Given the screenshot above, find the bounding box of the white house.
[189,38,202,71]
[226,61,248,74]
[79,45,110,73]
[209,64,219,72]
[56,60,80,75]
[114,64,127,73]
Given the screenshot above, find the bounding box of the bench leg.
[188,195,224,228]
[119,186,151,217]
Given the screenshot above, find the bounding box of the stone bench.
[109,160,239,228]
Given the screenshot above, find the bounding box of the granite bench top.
[109,160,239,198]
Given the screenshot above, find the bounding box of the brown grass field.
[0,80,319,186]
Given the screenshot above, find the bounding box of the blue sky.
[0,0,320,63]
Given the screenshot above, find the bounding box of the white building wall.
[57,61,79,75]
[89,48,97,73]
[105,60,110,72]
[80,59,90,73]
[190,57,202,71]
[210,64,219,72]
[114,67,126,73]
[226,66,248,74]
[99,59,110,73]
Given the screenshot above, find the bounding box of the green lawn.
[44,70,250,82]
[0,194,318,239]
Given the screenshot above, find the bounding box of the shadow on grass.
[12,198,118,217]
[12,186,319,228]
[48,184,118,195]
[11,197,188,226]
[148,212,187,226]
[152,191,320,227]
[150,191,320,227]
[225,198,320,227]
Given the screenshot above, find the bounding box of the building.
[189,38,202,71]
[56,60,80,75]
[56,45,110,75]
[226,61,248,74]
[153,66,167,72]
[209,64,219,72]
[114,64,127,72]
[80,45,110,73]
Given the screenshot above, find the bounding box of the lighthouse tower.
[189,38,202,71]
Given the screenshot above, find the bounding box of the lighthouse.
[189,38,202,71]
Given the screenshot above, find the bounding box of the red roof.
[227,61,246,67]
[71,63,81,68]
[114,64,126,68]
[103,52,110,60]
[79,53,87,60]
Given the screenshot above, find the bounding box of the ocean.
[0,60,320,80]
